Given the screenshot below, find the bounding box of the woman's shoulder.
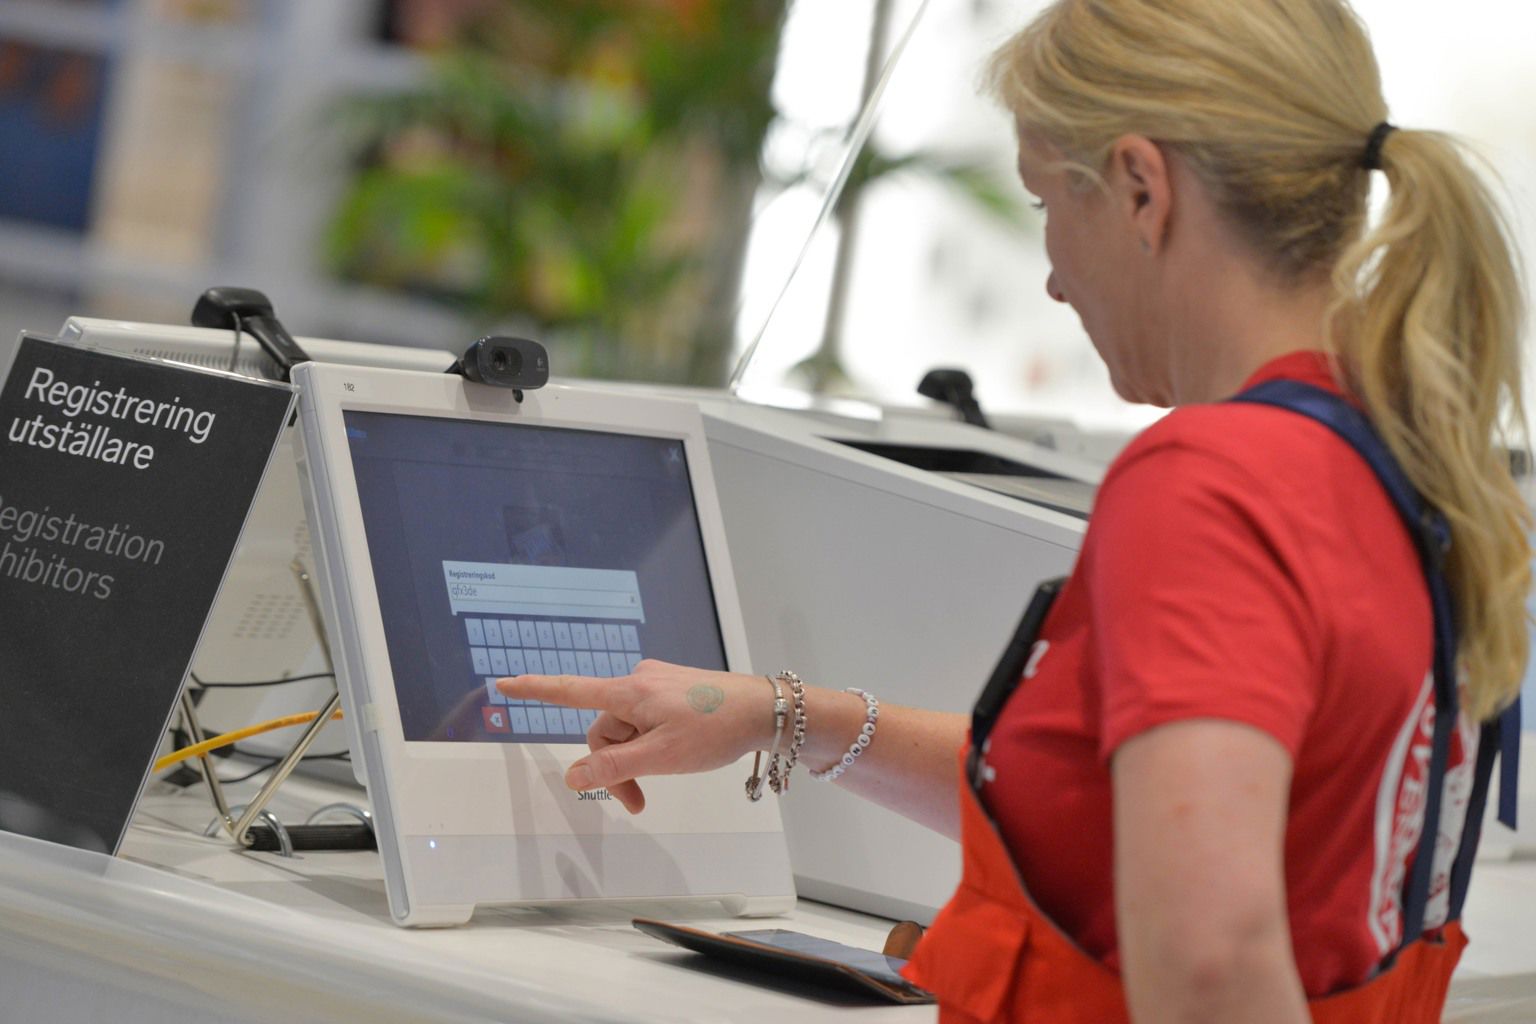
[1105,398,1344,495]
[1103,352,1357,495]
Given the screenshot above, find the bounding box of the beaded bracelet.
[809,688,879,783]
[744,673,788,802]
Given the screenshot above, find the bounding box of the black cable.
[243,823,377,853]
[229,745,350,763]
[219,757,283,784]
[189,671,336,690]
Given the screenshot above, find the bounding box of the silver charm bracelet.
[767,671,806,795]
[745,672,788,801]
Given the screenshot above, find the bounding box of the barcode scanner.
[191,287,311,383]
[917,368,990,430]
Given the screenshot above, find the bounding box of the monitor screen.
[343,410,727,744]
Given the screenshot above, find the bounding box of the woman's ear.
[1110,135,1172,254]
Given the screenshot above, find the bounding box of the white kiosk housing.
[60,315,1101,922]
[696,396,1094,922]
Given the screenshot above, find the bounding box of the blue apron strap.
[1396,581,1459,953]
[1447,715,1501,921]
[1230,380,1481,957]
[1499,698,1521,830]
[1236,380,1520,827]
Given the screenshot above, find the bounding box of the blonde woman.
[504,0,1529,1019]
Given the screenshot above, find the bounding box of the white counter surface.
[1,766,1531,1022]
[1,772,930,1023]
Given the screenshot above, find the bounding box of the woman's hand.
[498,660,774,813]
[503,660,969,838]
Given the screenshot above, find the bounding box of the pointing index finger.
[498,673,614,710]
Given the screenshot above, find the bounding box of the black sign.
[0,335,294,853]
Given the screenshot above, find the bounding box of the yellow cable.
[155,709,344,773]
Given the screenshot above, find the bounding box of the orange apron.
[903,379,1517,1023]
[901,749,1468,1023]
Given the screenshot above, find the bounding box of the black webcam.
[452,336,549,398]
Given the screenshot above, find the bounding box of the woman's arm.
[500,661,967,838]
[1112,718,1308,1024]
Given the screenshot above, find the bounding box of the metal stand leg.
[292,557,334,668]
[226,691,341,848]
[307,803,373,833]
[181,691,235,832]
[206,806,294,858]
[189,557,348,852]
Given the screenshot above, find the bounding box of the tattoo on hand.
[686,684,725,713]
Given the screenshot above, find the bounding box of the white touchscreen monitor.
[346,410,727,745]
[293,362,793,926]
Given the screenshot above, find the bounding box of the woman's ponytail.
[1331,129,1530,721]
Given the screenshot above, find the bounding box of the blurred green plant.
[326,0,785,384]
[327,0,1026,388]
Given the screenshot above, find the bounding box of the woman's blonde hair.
[988,0,1530,720]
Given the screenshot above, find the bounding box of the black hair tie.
[1362,121,1397,171]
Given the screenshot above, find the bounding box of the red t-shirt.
[980,351,1477,997]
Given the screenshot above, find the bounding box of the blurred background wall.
[0,0,1530,432]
